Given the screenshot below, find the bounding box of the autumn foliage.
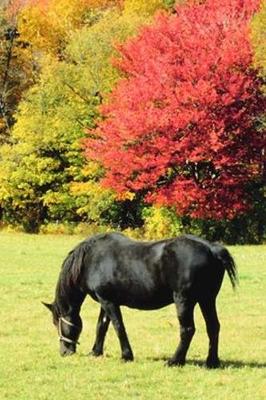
[7,0,123,55]
[85,0,264,220]
[0,0,170,231]
[0,0,265,239]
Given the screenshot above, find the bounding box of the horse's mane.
[56,241,90,299]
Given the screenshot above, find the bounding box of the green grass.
[0,232,265,400]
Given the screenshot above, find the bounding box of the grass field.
[0,232,265,400]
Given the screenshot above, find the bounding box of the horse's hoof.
[166,358,185,367]
[206,358,220,369]
[122,352,134,362]
[89,350,103,357]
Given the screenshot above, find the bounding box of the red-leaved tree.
[85,0,265,220]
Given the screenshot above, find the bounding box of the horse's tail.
[211,244,238,290]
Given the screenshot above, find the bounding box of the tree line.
[0,0,265,243]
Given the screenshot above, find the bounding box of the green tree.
[0,6,35,144]
[251,0,266,78]
[0,57,114,231]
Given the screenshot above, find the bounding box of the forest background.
[0,0,265,244]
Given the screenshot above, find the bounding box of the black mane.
[55,241,91,306]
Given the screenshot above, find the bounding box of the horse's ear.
[42,302,54,312]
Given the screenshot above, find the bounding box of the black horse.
[43,232,237,368]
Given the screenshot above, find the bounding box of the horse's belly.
[120,288,173,310]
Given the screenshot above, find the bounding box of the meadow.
[0,232,265,400]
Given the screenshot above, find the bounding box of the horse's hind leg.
[199,298,220,368]
[168,292,196,367]
[91,307,110,357]
[96,295,134,361]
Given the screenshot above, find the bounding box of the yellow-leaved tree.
[15,0,123,56]
[0,0,172,231]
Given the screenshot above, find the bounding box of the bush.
[142,206,182,240]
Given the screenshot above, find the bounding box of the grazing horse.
[43,232,237,368]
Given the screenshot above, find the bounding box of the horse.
[43,232,237,368]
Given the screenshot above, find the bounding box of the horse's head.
[42,302,82,356]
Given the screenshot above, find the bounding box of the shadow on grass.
[191,359,266,370]
[149,356,266,369]
[81,352,266,369]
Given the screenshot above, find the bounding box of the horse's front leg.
[96,295,134,362]
[167,292,196,367]
[90,307,110,357]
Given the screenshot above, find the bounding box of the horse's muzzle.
[60,343,76,357]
